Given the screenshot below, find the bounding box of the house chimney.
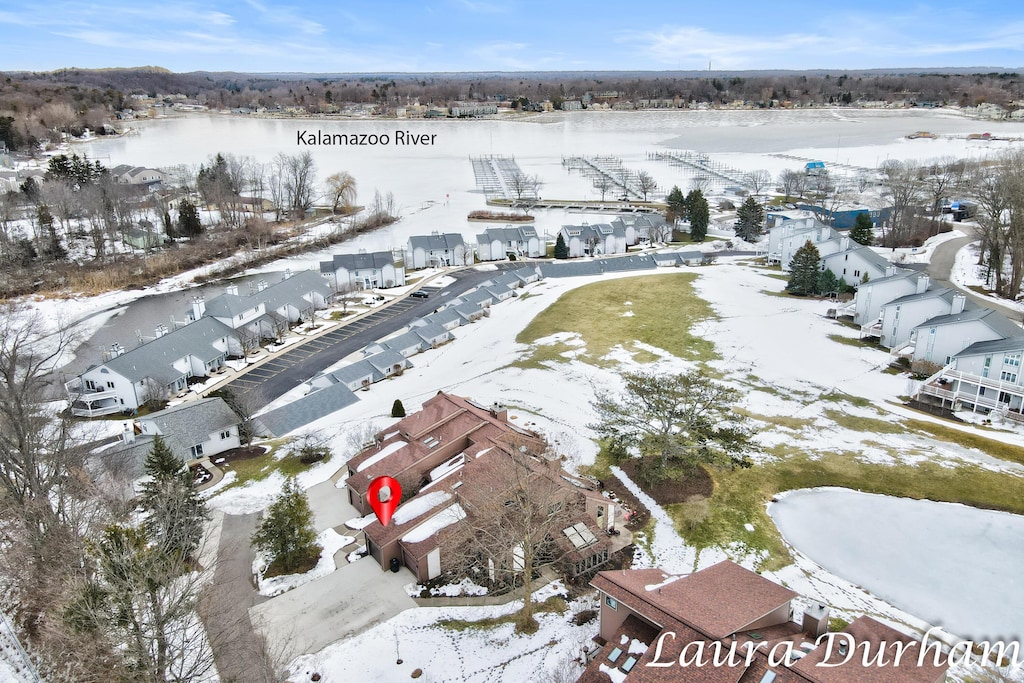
[885,265,897,277]
[951,293,966,315]
[111,342,125,357]
[802,604,829,638]
[121,421,135,444]
[192,296,206,319]
[225,284,239,297]
[840,236,850,250]
[257,279,268,292]
[154,324,168,338]
[916,274,930,294]
[283,268,293,280]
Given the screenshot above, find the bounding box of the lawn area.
[906,418,1024,466]
[216,439,332,490]
[669,452,1024,572]
[435,596,567,631]
[515,273,717,367]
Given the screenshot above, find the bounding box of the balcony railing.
[860,321,883,338]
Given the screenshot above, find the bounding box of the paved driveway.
[248,556,417,659]
[306,479,362,534]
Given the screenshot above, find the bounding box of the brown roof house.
[346,392,620,583]
[581,560,949,683]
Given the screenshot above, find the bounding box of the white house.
[917,336,1024,417]
[475,226,543,261]
[767,217,839,268]
[849,269,926,326]
[871,287,964,349]
[559,223,627,258]
[66,317,239,417]
[131,398,241,460]
[109,164,169,189]
[405,233,471,269]
[906,306,1022,365]
[820,242,893,287]
[320,251,406,289]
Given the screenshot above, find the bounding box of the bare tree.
[636,170,658,201]
[593,174,612,202]
[777,169,802,202]
[745,168,772,196]
[274,152,317,220]
[446,437,591,632]
[879,159,924,246]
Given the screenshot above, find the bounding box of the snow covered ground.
[286,581,595,683]
[254,528,354,598]
[769,488,1024,642]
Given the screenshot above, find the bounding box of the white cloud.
[242,0,326,35]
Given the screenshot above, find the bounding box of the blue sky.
[1,0,1022,73]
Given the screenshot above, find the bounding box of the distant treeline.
[1,67,1023,150]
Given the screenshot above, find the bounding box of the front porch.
[65,379,122,417]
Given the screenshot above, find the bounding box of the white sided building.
[405,232,472,269]
[475,225,543,261]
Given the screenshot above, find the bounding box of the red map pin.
[367,476,402,527]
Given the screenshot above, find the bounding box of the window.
[854,270,860,277]
[622,656,638,673]
[190,444,204,457]
[1001,371,1018,383]
[1005,353,1021,367]
[106,381,115,389]
[605,596,618,610]
[220,430,232,439]
[607,647,622,663]
[984,355,992,378]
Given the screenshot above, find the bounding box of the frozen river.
[77,108,1024,258]
[769,488,1024,642]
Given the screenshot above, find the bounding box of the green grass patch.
[826,333,882,349]
[515,273,717,367]
[734,407,815,431]
[217,440,332,490]
[673,452,1024,571]
[819,392,873,409]
[906,419,1024,466]
[436,596,568,631]
[760,288,794,298]
[823,409,906,434]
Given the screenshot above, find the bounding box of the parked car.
[410,290,429,299]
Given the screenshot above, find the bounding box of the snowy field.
[769,488,1024,642]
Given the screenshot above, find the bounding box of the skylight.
[562,522,598,549]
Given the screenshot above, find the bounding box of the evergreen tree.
[817,268,840,295]
[665,185,686,226]
[252,476,319,573]
[553,232,569,259]
[391,399,406,418]
[786,240,823,296]
[36,204,65,260]
[734,196,765,242]
[686,189,709,242]
[850,212,874,246]
[139,435,209,563]
[177,199,203,239]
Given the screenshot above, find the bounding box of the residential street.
[926,235,1023,322]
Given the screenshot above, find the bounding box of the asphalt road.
[926,235,1023,321]
[222,264,519,404]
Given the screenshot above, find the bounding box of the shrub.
[392,399,406,417]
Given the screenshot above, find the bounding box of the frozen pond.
[769,488,1024,641]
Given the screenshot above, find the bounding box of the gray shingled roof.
[320,251,395,274]
[203,291,262,320]
[425,308,465,328]
[463,289,495,306]
[259,270,333,313]
[329,360,379,386]
[453,302,484,320]
[413,322,451,344]
[408,233,465,251]
[821,245,893,271]
[885,287,958,307]
[955,335,1024,359]
[476,226,538,243]
[858,268,920,287]
[255,383,359,437]
[369,330,426,355]
[102,317,235,384]
[137,398,240,460]
[914,307,1023,338]
[538,254,658,278]
[366,349,410,374]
